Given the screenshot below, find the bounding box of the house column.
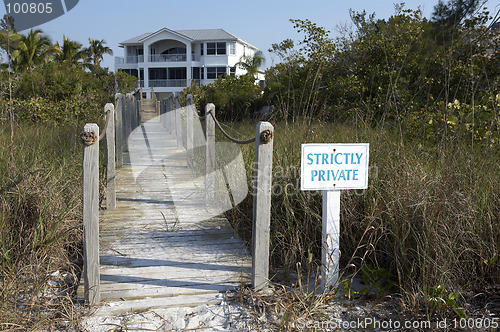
[186,43,192,87]
[143,42,151,98]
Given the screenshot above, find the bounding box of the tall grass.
[225,119,500,315]
[0,122,84,330]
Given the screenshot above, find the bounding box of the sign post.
[301,143,369,290]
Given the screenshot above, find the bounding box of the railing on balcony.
[115,56,144,64]
[149,79,187,87]
[150,54,187,62]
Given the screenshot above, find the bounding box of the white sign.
[301,143,369,191]
[300,143,369,290]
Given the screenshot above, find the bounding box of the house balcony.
[149,79,187,87]
[149,54,199,63]
[150,54,186,62]
[115,55,144,64]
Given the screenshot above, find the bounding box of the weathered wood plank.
[82,123,100,305]
[252,122,274,291]
[105,103,116,210]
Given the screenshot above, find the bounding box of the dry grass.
[225,119,500,318]
[0,122,85,330]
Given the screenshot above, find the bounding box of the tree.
[12,29,59,73]
[85,38,113,70]
[432,0,482,28]
[55,36,87,68]
[235,50,265,78]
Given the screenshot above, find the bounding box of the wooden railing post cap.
[205,103,215,113]
[84,123,98,131]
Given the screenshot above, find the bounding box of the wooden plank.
[114,94,124,167]
[322,190,341,289]
[252,122,274,291]
[88,293,224,317]
[105,104,116,211]
[174,94,183,150]
[82,123,100,305]
[186,94,194,167]
[205,103,215,205]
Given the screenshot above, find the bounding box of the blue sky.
[1,0,498,69]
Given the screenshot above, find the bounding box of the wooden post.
[82,123,100,305]
[124,93,132,150]
[168,97,174,134]
[252,122,274,291]
[321,190,341,290]
[174,94,183,150]
[105,104,116,211]
[205,103,216,205]
[136,98,141,125]
[186,94,194,167]
[115,94,124,167]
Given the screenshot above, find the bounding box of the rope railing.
[207,110,256,145]
[186,94,206,120]
[98,107,111,141]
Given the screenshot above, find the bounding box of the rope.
[98,108,111,141]
[208,111,256,145]
[186,101,205,120]
[80,108,110,146]
[80,131,97,146]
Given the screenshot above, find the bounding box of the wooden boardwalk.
[78,109,251,316]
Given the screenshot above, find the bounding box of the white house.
[115,28,264,99]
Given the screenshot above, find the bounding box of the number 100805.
[6,2,53,14]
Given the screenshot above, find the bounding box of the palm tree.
[11,29,59,73]
[85,38,113,70]
[55,36,87,67]
[235,50,265,78]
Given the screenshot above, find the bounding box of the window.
[193,67,200,79]
[207,67,227,79]
[149,68,167,80]
[229,42,236,55]
[207,42,226,55]
[200,43,204,55]
[230,67,236,77]
[168,68,187,80]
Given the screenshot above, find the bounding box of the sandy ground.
[80,293,255,331]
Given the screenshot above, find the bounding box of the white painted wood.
[205,103,216,205]
[105,104,116,211]
[114,94,124,167]
[251,122,274,291]
[321,190,341,290]
[82,123,100,305]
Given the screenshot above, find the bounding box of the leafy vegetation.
[0,15,137,124]
[201,0,500,320]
